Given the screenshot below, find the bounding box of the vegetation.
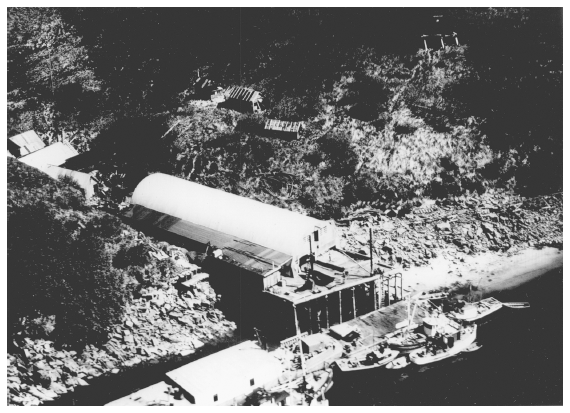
[5,6,562,351]
[8,8,561,220]
[7,158,135,348]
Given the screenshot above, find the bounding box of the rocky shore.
[340,191,562,269]
[7,242,236,406]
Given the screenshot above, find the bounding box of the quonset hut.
[124,173,380,340]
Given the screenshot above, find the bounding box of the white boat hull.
[336,348,399,372]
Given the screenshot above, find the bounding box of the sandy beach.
[399,247,563,298]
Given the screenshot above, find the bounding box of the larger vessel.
[409,316,477,365]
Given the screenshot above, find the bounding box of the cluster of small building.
[8,130,100,198]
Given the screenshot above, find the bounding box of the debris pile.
[7,235,237,406]
[340,191,562,269]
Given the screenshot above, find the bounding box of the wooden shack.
[264,120,303,140]
[222,86,264,113]
[8,130,46,158]
[18,141,78,169]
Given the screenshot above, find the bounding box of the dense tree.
[7,159,130,348]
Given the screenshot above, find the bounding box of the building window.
[213,394,218,402]
[313,230,319,242]
[250,378,255,386]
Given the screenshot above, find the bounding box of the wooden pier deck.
[334,300,428,347]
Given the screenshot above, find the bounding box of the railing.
[279,332,308,349]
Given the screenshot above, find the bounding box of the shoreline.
[399,246,563,298]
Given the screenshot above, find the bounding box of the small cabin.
[8,130,46,158]
[264,119,303,140]
[222,86,264,114]
[18,141,78,169]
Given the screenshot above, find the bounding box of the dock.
[328,299,428,348]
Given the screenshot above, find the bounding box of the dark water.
[328,266,563,406]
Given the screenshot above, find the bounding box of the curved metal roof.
[131,173,336,258]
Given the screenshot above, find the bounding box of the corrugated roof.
[8,130,46,156]
[18,141,78,169]
[264,119,302,133]
[225,86,261,102]
[130,173,337,258]
[124,204,292,275]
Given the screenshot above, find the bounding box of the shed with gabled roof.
[8,130,46,157]
[264,119,303,140]
[18,141,78,169]
[222,86,264,113]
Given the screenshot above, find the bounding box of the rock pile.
[340,191,562,269]
[7,237,236,406]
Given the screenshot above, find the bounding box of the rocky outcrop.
[340,191,562,269]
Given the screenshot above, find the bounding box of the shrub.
[7,158,130,348]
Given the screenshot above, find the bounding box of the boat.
[502,302,530,309]
[386,356,410,370]
[335,342,399,372]
[446,297,502,322]
[386,323,427,353]
[264,368,334,406]
[462,342,482,353]
[409,316,477,365]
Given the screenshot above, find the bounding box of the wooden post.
[372,280,378,310]
[387,275,391,306]
[351,287,356,318]
[339,291,343,323]
[440,35,445,48]
[308,303,313,334]
[325,295,330,329]
[293,304,300,336]
[369,228,374,275]
[316,300,321,332]
[309,236,314,275]
[424,38,428,50]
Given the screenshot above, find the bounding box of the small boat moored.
[336,342,399,372]
[386,323,427,353]
[502,302,530,309]
[446,297,502,322]
[385,356,410,370]
[410,316,477,366]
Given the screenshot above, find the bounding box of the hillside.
[6,7,563,406]
[8,8,562,214]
